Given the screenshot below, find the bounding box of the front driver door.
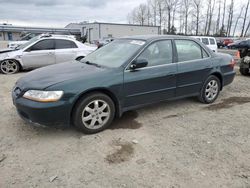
[22,39,55,68]
[123,40,177,109]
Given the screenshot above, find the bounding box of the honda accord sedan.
[12,35,236,134]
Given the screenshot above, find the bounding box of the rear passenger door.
[174,39,212,97]
[55,39,78,63]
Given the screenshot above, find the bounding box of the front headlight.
[23,90,64,102]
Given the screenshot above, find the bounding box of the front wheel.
[72,93,115,134]
[198,75,221,104]
[0,59,20,74]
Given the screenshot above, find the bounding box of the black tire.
[0,59,20,74]
[72,92,115,134]
[198,75,221,104]
[239,67,250,76]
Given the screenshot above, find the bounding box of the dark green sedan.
[12,35,236,134]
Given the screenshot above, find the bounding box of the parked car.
[238,40,250,76]
[12,35,236,134]
[216,38,225,48]
[0,34,97,74]
[7,33,76,49]
[192,36,218,52]
[223,38,234,47]
[227,40,243,49]
[236,39,250,49]
[7,33,40,49]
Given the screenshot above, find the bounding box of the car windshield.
[16,36,40,50]
[82,39,145,68]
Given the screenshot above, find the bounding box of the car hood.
[16,61,111,90]
[0,48,16,54]
[0,49,22,60]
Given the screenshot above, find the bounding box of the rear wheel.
[199,75,221,104]
[0,59,20,74]
[72,93,115,134]
[239,67,250,76]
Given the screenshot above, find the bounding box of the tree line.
[127,0,250,37]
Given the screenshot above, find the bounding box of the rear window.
[202,38,209,45]
[175,40,208,62]
[209,38,216,45]
[55,39,77,49]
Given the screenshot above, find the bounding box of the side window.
[202,49,209,58]
[202,38,209,45]
[137,40,173,67]
[55,39,77,49]
[30,39,54,51]
[209,38,216,45]
[175,40,207,62]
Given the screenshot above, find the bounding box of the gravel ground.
[0,67,250,188]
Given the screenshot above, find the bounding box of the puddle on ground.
[163,114,179,119]
[109,111,142,130]
[206,97,250,110]
[105,140,134,164]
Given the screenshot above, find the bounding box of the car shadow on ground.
[16,97,200,137]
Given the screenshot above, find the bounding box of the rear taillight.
[229,58,236,68]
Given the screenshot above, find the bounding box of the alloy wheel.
[205,80,219,101]
[0,60,18,74]
[81,100,111,130]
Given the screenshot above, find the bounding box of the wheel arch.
[70,88,121,124]
[75,56,85,61]
[210,72,223,90]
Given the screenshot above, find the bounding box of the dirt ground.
[0,67,250,188]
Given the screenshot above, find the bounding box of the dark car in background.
[12,35,236,134]
[216,38,225,48]
[228,40,243,49]
[237,40,250,76]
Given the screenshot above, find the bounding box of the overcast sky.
[0,0,146,27]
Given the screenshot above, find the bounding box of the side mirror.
[130,59,148,70]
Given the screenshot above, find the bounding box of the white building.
[0,24,81,41]
[66,22,161,42]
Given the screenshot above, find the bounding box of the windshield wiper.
[82,60,101,68]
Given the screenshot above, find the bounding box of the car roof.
[38,34,76,41]
[192,36,216,39]
[120,35,196,42]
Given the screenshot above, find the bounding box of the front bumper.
[12,90,72,127]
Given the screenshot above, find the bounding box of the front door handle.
[205,65,212,68]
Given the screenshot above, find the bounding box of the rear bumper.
[223,71,236,87]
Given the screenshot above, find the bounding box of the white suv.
[0,34,97,74]
[192,36,218,53]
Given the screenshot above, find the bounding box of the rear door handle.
[167,72,176,77]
